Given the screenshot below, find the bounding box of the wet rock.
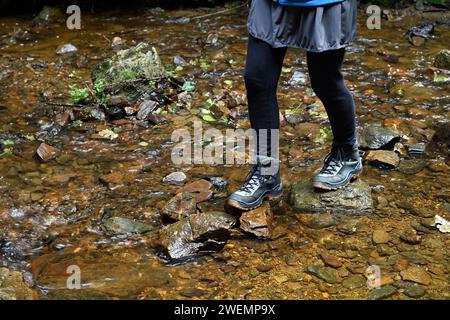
[173,55,188,67]
[56,44,78,55]
[407,143,426,155]
[159,212,236,260]
[358,125,401,150]
[394,281,426,298]
[400,266,431,285]
[136,100,158,120]
[161,192,196,222]
[434,49,450,70]
[408,23,434,46]
[44,173,77,187]
[106,106,125,120]
[256,264,273,273]
[398,159,426,175]
[180,288,206,298]
[163,171,187,184]
[368,285,397,300]
[342,275,366,290]
[290,179,373,215]
[297,213,337,230]
[396,201,434,218]
[427,160,449,173]
[295,122,321,142]
[366,150,399,169]
[176,179,213,203]
[400,229,422,245]
[320,252,343,268]
[410,36,426,47]
[305,265,342,284]
[372,229,391,245]
[288,70,307,86]
[99,172,126,190]
[111,37,126,50]
[77,106,106,121]
[148,113,167,125]
[101,216,154,236]
[206,33,219,45]
[239,202,274,239]
[0,268,34,300]
[91,43,165,105]
[337,220,359,234]
[32,6,64,26]
[36,143,60,162]
[394,259,409,272]
[210,177,228,193]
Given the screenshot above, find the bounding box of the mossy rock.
[91,42,165,106]
[32,6,64,26]
[434,49,450,70]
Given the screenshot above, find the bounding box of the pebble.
[400,266,431,285]
[36,143,60,162]
[163,171,187,183]
[393,259,409,272]
[298,214,337,230]
[400,229,422,245]
[342,275,366,290]
[320,253,343,268]
[256,264,273,273]
[394,281,426,298]
[305,265,342,284]
[176,179,213,203]
[368,285,397,300]
[372,229,391,244]
[56,43,78,55]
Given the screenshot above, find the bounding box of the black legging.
[244,34,356,157]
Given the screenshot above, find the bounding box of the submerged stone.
[434,49,450,70]
[368,285,397,300]
[290,179,373,215]
[0,268,34,300]
[101,216,155,236]
[305,265,342,284]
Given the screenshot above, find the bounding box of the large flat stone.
[289,179,373,215]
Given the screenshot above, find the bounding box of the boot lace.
[240,164,268,194]
[320,145,345,175]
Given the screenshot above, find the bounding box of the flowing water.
[0,6,449,299]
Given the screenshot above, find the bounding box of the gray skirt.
[247,0,358,52]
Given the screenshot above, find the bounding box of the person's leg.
[227,34,287,210]
[245,34,287,159]
[307,48,356,146]
[307,48,362,190]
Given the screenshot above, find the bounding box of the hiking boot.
[227,156,283,210]
[312,143,363,190]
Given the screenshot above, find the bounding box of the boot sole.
[312,170,362,191]
[227,186,283,211]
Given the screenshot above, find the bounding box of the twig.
[44,101,87,109]
[192,2,248,20]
